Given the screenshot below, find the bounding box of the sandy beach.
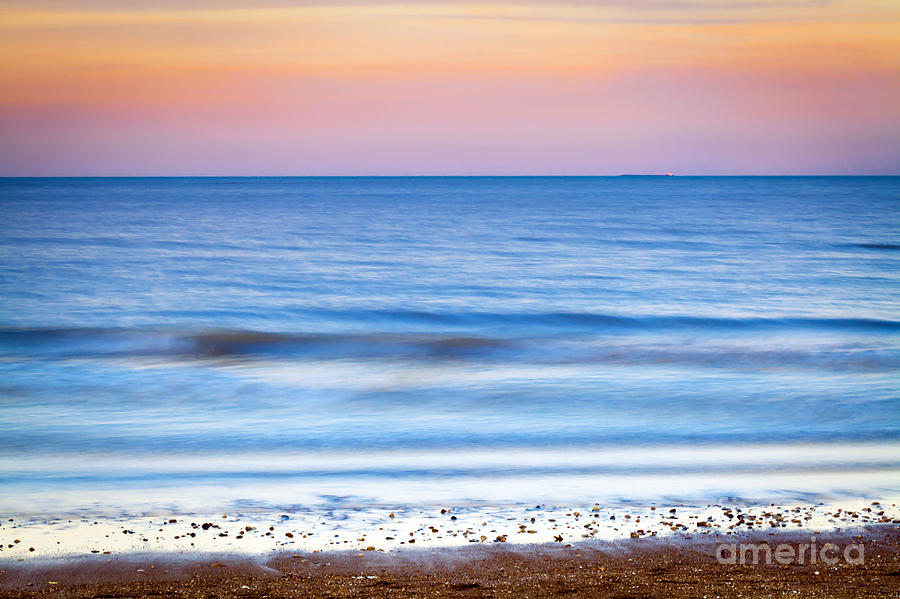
[1,526,898,598]
[2,500,898,597]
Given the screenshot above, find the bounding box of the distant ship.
[618,173,674,177]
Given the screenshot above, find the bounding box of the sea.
[1,176,898,517]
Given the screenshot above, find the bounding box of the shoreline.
[3,498,897,596]
[2,499,897,559]
[2,499,898,597]
[1,527,898,597]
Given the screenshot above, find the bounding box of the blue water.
[1,176,898,513]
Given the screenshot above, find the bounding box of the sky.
[0,0,898,175]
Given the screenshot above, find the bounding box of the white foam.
[2,499,897,560]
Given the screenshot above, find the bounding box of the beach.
[2,525,898,597]
[2,500,899,596]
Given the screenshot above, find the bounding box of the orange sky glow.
[1,1,898,174]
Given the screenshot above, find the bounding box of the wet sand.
[1,527,898,598]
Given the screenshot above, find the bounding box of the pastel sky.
[1,0,898,175]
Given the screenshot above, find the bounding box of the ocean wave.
[0,318,897,370]
[0,327,510,361]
